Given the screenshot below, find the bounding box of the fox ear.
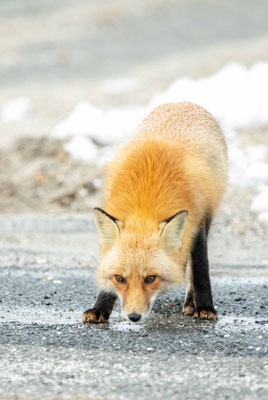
[94,208,121,251]
[159,210,188,255]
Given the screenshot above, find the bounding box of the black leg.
[83,291,117,324]
[191,223,217,319]
[183,219,217,320]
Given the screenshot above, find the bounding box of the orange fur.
[95,102,227,318]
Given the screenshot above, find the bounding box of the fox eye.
[144,275,157,284]
[115,275,126,284]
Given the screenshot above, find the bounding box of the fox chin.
[82,102,227,324]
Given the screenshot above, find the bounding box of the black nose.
[128,313,141,322]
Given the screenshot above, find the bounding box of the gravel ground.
[0,214,267,400]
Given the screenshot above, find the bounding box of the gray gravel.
[0,214,267,400]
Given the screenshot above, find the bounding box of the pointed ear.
[94,208,121,251]
[159,210,188,255]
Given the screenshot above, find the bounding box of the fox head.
[94,208,188,322]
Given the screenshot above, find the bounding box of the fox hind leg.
[83,291,117,324]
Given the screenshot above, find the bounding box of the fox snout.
[121,287,159,323]
[128,313,142,322]
[122,298,150,323]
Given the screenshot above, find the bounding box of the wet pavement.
[0,214,267,399]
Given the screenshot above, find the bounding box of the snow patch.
[247,163,268,185]
[251,186,268,222]
[52,101,146,144]
[258,211,268,224]
[1,97,33,122]
[151,62,268,128]
[63,136,99,163]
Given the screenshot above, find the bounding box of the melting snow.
[1,97,33,122]
[251,187,268,223]
[63,136,99,163]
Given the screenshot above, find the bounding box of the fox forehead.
[101,244,157,276]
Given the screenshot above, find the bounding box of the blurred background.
[1,0,268,227]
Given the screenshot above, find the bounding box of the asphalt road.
[0,214,267,400]
[2,0,268,84]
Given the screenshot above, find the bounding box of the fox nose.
[128,313,141,322]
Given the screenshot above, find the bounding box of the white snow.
[63,134,118,166]
[251,186,268,223]
[150,62,268,129]
[229,145,268,188]
[247,163,268,185]
[52,101,146,145]
[52,62,268,224]
[245,145,268,165]
[258,211,268,224]
[1,97,33,122]
[63,136,99,163]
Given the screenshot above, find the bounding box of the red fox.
[83,102,227,323]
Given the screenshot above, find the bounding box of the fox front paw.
[182,295,195,316]
[82,308,109,324]
[193,307,218,320]
[182,304,195,316]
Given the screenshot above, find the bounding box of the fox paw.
[182,304,195,316]
[193,307,218,320]
[82,308,109,324]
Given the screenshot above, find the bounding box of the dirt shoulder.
[0,136,104,213]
